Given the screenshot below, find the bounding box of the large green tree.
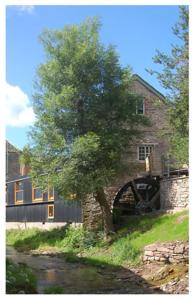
[148,6,189,165]
[29,18,147,237]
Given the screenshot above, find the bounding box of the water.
[6,246,162,294]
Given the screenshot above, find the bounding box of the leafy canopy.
[148,6,189,165]
[29,17,147,197]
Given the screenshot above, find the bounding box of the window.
[48,204,54,219]
[48,186,54,201]
[138,145,153,161]
[136,98,144,115]
[32,187,43,202]
[15,181,24,204]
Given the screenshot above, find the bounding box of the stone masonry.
[160,176,189,209]
[143,241,189,264]
[82,186,121,230]
[82,75,170,229]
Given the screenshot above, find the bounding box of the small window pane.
[136,99,144,115]
[33,188,42,200]
[16,181,24,191]
[48,205,54,219]
[16,191,23,201]
[48,187,54,200]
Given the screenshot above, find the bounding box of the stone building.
[128,74,169,178]
[82,74,170,229]
[6,140,21,181]
[106,75,170,201]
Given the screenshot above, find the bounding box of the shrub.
[44,285,64,294]
[6,258,37,294]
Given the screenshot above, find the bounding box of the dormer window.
[136,98,144,115]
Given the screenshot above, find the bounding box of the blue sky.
[6,5,181,149]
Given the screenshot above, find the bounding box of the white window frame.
[137,144,154,161]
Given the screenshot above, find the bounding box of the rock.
[144,244,157,251]
[159,257,166,261]
[174,245,184,254]
[154,257,160,261]
[145,251,154,256]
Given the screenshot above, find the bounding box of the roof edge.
[132,74,165,100]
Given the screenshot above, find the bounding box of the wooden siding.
[6,177,82,223]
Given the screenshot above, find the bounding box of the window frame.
[14,181,24,205]
[136,98,145,115]
[48,204,54,219]
[32,186,43,202]
[137,145,154,161]
[48,186,54,201]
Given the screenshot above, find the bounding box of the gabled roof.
[6,140,20,153]
[132,74,165,101]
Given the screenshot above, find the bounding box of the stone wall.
[81,186,122,230]
[143,241,189,264]
[82,194,103,230]
[81,76,170,230]
[127,77,169,178]
[160,176,189,209]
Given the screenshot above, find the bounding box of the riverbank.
[7,209,188,267]
[6,209,189,294]
[6,245,188,294]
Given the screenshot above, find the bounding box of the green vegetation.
[6,258,37,294]
[44,285,64,294]
[148,6,189,165]
[27,17,148,237]
[7,209,188,266]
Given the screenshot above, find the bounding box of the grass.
[44,285,64,294]
[6,209,188,266]
[6,258,37,294]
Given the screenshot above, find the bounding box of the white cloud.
[5,82,35,127]
[15,5,35,15]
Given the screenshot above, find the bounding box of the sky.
[6,4,181,150]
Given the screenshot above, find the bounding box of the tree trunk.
[95,188,114,239]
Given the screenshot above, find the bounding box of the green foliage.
[28,17,147,198]
[170,134,188,165]
[147,6,189,165]
[44,285,64,294]
[6,226,105,253]
[7,210,188,266]
[6,258,37,294]
[19,145,32,166]
[110,209,188,265]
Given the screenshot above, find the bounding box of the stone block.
[157,246,171,252]
[154,256,160,261]
[144,244,157,251]
[145,250,154,256]
[174,245,184,254]
[159,257,167,261]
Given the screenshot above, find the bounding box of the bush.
[44,285,64,294]
[6,258,37,294]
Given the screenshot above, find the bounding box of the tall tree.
[29,18,147,237]
[148,6,189,165]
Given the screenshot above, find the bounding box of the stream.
[6,246,162,294]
